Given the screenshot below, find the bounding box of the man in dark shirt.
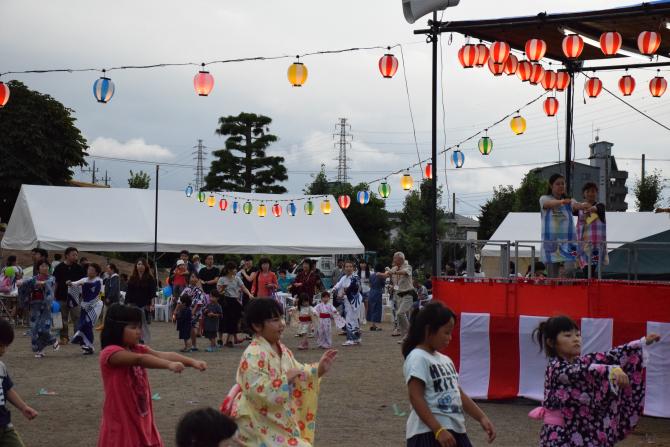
[238,255,257,293]
[52,247,86,344]
[199,255,220,295]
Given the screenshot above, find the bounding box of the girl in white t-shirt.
[402,302,496,447]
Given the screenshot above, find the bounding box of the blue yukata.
[332,273,362,343]
[20,275,57,353]
[71,277,103,351]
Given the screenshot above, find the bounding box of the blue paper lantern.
[357,190,370,205]
[286,201,297,216]
[232,201,239,214]
[162,286,172,298]
[451,150,465,169]
[185,184,193,197]
[93,72,115,103]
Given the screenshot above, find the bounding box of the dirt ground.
[7,319,670,447]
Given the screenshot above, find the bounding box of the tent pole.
[564,66,575,197]
[154,164,159,282]
[430,11,439,277]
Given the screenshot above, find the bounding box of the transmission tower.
[193,139,207,191]
[333,118,352,184]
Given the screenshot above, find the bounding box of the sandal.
[179,348,190,353]
[225,342,234,348]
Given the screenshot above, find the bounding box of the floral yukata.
[535,339,648,447]
[313,302,338,349]
[233,336,321,447]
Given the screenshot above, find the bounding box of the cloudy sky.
[3,0,669,215]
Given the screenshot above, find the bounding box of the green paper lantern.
[243,201,253,214]
[304,200,315,215]
[197,191,206,203]
[478,136,493,155]
[378,181,391,199]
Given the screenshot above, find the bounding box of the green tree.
[127,170,151,189]
[478,185,517,240]
[516,172,547,212]
[304,164,330,195]
[0,81,88,222]
[634,170,664,211]
[205,112,287,193]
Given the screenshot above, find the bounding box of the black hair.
[54,253,62,260]
[321,290,331,298]
[175,407,238,447]
[297,292,312,309]
[31,248,48,259]
[0,319,14,346]
[180,250,190,256]
[36,260,50,271]
[358,260,370,277]
[533,315,579,358]
[278,269,287,275]
[120,273,129,280]
[224,261,237,274]
[344,259,355,268]
[582,182,598,193]
[101,304,143,348]
[88,262,102,276]
[258,257,272,269]
[547,173,565,196]
[534,261,546,273]
[401,301,456,358]
[107,263,119,274]
[474,261,482,272]
[245,298,283,333]
[243,255,253,262]
[189,271,200,281]
[179,294,192,307]
[6,256,17,266]
[64,247,78,256]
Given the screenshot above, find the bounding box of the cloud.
[88,137,176,161]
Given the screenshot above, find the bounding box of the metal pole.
[564,68,575,197]
[430,11,439,277]
[154,164,159,282]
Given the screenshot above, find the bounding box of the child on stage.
[231,298,337,447]
[532,316,661,446]
[331,260,363,346]
[313,291,339,349]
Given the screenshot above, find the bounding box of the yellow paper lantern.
[400,171,414,191]
[206,194,216,208]
[258,203,267,217]
[321,199,332,215]
[288,59,308,87]
[510,114,527,135]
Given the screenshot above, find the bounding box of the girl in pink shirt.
[98,304,207,447]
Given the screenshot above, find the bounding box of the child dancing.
[293,293,315,350]
[174,294,193,352]
[331,260,363,346]
[69,263,104,355]
[403,302,496,447]
[532,315,661,446]
[313,291,338,349]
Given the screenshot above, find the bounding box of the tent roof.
[482,212,670,257]
[605,229,670,275]
[433,1,670,62]
[1,185,365,255]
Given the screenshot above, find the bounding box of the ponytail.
[533,315,579,358]
[401,301,456,358]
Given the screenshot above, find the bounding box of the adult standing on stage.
[124,258,156,343]
[53,247,85,344]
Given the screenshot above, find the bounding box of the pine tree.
[204,113,287,193]
[127,170,151,189]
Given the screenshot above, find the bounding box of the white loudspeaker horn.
[402,0,460,24]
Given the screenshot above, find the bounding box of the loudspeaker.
[402,0,460,24]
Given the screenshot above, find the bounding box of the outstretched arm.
[145,347,207,371]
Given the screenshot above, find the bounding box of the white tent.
[1,185,365,255]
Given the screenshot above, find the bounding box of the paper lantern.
[379,53,399,78]
[525,39,547,62]
[600,32,622,56]
[562,35,584,59]
[650,75,667,97]
[337,195,351,209]
[451,150,465,168]
[475,43,489,67]
[543,97,559,117]
[193,64,214,96]
[487,58,505,76]
[243,201,253,215]
[287,201,297,216]
[219,198,228,211]
[458,44,479,68]
[555,71,571,91]
[585,77,603,98]
[424,163,433,180]
[0,82,9,108]
[321,199,332,215]
[489,41,510,64]
[197,191,206,203]
[185,184,194,197]
[357,191,370,205]
[304,200,315,215]
[510,115,527,135]
[529,63,545,85]
[288,60,308,87]
[258,203,267,217]
[638,31,661,55]
[541,70,557,91]
[272,203,282,217]
[378,181,391,198]
[93,73,115,103]
[516,60,532,82]
[619,75,636,96]
[400,172,414,191]
[207,194,216,208]
[232,201,239,214]
[503,54,519,75]
[478,136,493,155]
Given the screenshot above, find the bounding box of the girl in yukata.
[69,263,104,355]
[293,293,315,350]
[531,315,661,447]
[18,260,60,358]
[331,260,363,347]
[179,272,207,352]
[231,298,338,447]
[313,291,339,349]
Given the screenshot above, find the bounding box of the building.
[531,162,600,202]
[388,212,479,242]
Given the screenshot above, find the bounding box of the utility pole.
[641,153,646,180]
[81,160,99,184]
[193,139,207,191]
[102,170,112,187]
[452,192,456,219]
[333,118,352,184]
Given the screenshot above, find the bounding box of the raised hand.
[317,349,338,377]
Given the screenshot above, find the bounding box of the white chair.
[154,303,170,322]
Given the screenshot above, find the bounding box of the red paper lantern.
[219,198,228,211]
[650,75,667,97]
[638,31,662,55]
[272,203,282,217]
[600,32,622,56]
[194,64,214,96]
[525,39,547,62]
[555,71,571,91]
[503,54,519,75]
[475,43,489,67]
[487,58,505,76]
[424,163,433,180]
[543,97,559,117]
[337,195,351,209]
[585,77,603,98]
[528,63,545,85]
[379,53,399,78]
[489,41,510,64]
[458,44,479,68]
[0,82,9,108]
[516,60,532,82]
[541,70,557,91]
[618,75,636,96]
[562,35,584,59]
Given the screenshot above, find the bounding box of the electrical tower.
[193,139,207,191]
[333,118,352,184]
